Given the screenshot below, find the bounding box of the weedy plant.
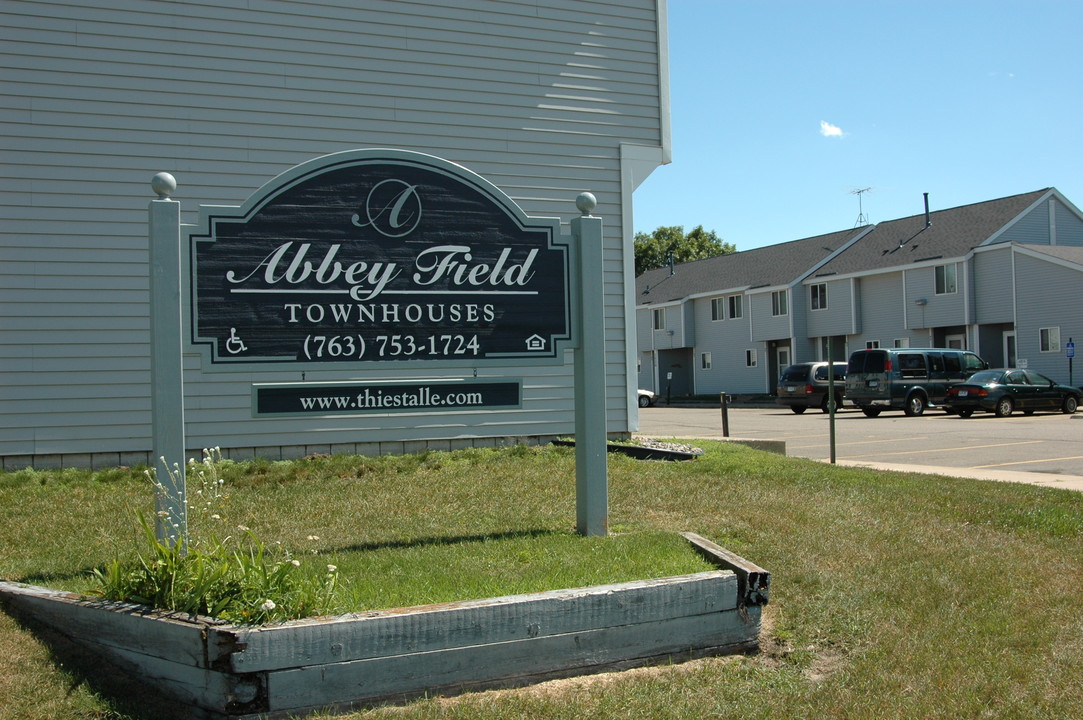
[93,448,340,624]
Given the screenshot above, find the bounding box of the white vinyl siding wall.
[805,278,853,338]
[852,273,903,349]
[1013,254,1082,381]
[972,248,1014,324]
[1054,201,1083,246]
[692,295,761,394]
[904,265,966,331]
[1001,204,1051,245]
[749,290,789,342]
[0,0,666,464]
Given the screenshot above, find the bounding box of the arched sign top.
[228,148,551,231]
[189,149,573,366]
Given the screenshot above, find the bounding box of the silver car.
[776,362,847,414]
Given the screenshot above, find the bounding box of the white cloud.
[820,120,845,137]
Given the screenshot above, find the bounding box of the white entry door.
[1003,331,1017,367]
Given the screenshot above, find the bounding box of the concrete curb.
[823,459,1083,493]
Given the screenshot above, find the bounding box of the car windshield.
[964,370,1003,385]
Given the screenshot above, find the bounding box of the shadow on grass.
[329,527,563,555]
[14,568,99,587]
[1,599,169,720]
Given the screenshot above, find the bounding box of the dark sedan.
[944,369,1081,418]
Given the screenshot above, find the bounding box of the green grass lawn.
[1,441,1081,720]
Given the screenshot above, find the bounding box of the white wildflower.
[326,565,337,573]
[290,559,301,567]
[260,599,276,612]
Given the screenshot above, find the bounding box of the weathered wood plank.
[0,581,219,668]
[263,605,760,716]
[681,532,771,606]
[219,571,737,673]
[62,634,251,719]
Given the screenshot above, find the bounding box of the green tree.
[633,225,735,276]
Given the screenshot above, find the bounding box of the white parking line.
[788,435,934,449]
[838,440,1044,460]
[973,455,1083,469]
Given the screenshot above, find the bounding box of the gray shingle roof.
[1018,243,1083,268]
[636,188,1053,304]
[635,227,864,305]
[810,189,1050,277]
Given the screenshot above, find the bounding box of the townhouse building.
[636,188,1083,396]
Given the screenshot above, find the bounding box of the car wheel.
[1064,396,1079,414]
[904,393,927,417]
[638,395,651,408]
[820,393,842,413]
[790,406,807,414]
[861,407,881,418]
[957,408,974,418]
[995,397,1014,417]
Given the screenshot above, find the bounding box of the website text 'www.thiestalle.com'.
[256,381,522,415]
[300,387,485,411]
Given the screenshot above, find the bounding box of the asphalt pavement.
[636,403,1083,493]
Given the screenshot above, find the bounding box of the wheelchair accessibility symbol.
[226,328,248,354]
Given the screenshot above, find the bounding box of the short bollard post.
[720,392,730,437]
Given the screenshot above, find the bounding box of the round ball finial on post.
[151,172,177,200]
[575,191,597,217]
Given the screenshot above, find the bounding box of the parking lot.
[637,403,1083,479]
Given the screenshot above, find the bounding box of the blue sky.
[633,0,1083,251]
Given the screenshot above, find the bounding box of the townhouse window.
[894,338,910,348]
[866,340,880,349]
[728,294,743,319]
[652,308,666,330]
[1039,327,1061,353]
[711,298,725,321]
[771,290,788,316]
[701,352,712,370]
[745,349,758,367]
[935,263,957,294]
[810,283,827,310]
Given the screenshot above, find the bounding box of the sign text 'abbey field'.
[191,155,572,365]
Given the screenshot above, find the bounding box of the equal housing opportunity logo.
[190,151,573,365]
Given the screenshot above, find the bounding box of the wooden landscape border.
[0,533,769,720]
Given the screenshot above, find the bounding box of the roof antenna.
[924,192,932,228]
[851,187,872,227]
[668,254,675,276]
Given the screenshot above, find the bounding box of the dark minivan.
[845,348,987,417]
[776,361,847,414]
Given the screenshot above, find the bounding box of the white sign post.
[148,173,188,548]
[571,193,608,537]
